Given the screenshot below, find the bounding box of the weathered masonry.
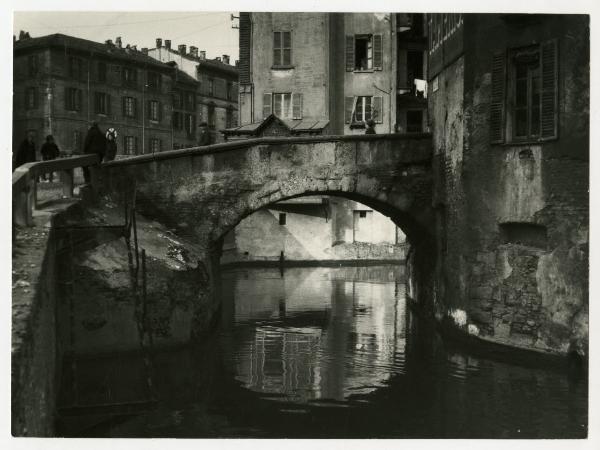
[427,13,589,357]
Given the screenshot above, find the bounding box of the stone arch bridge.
[100,133,437,308]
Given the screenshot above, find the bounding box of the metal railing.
[12,154,100,227]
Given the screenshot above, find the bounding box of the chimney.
[156,38,162,48]
[222,54,230,65]
[189,46,198,58]
[178,44,187,55]
[215,57,221,62]
[141,47,148,55]
[235,60,239,67]
[199,50,206,60]
[116,36,122,48]
[165,39,171,50]
[131,45,137,51]
[105,39,113,46]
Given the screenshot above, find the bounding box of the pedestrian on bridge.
[40,135,60,182]
[14,131,36,171]
[105,127,118,162]
[83,122,106,183]
[198,122,212,146]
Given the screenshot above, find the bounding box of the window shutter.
[373,96,383,123]
[65,87,70,110]
[263,92,272,119]
[77,89,83,111]
[159,102,163,122]
[489,51,506,144]
[34,88,39,108]
[344,97,355,124]
[373,34,383,70]
[134,136,138,154]
[133,98,138,118]
[346,35,355,72]
[107,94,111,115]
[540,39,558,140]
[146,100,151,120]
[292,93,303,119]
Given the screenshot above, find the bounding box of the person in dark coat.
[14,132,36,171]
[198,122,212,146]
[365,119,377,135]
[83,122,106,182]
[105,127,118,162]
[40,135,60,181]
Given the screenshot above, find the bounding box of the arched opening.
[208,192,434,403]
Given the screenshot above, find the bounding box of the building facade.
[147,39,238,144]
[13,34,175,158]
[239,12,401,135]
[427,14,589,355]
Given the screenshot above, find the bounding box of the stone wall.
[432,14,589,357]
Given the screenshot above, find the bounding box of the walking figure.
[83,122,106,183]
[105,127,118,162]
[14,131,36,171]
[40,135,60,182]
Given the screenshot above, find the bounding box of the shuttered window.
[490,40,558,144]
[263,92,272,119]
[344,96,383,124]
[292,93,303,119]
[94,92,110,115]
[346,34,383,71]
[122,96,136,118]
[540,39,558,140]
[65,87,82,111]
[489,51,506,143]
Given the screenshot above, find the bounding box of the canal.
[57,265,587,438]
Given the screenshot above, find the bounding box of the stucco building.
[147,39,239,144]
[427,13,588,355]
[13,33,175,158]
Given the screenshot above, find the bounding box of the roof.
[14,33,170,71]
[222,114,329,136]
[147,47,239,77]
[165,62,199,86]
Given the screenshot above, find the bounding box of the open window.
[346,34,383,71]
[490,40,558,144]
[344,96,383,127]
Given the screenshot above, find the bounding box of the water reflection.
[57,265,587,438]
[223,267,406,402]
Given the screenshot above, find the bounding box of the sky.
[12,11,240,62]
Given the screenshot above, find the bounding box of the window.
[279,213,287,225]
[208,103,216,128]
[122,96,136,118]
[513,50,541,140]
[359,211,367,218]
[28,54,39,77]
[185,92,195,111]
[407,51,424,87]
[227,82,233,101]
[344,96,383,125]
[122,67,137,87]
[273,31,291,67]
[262,93,303,120]
[406,110,423,133]
[226,107,234,128]
[490,40,558,143]
[346,34,383,71]
[172,112,183,130]
[149,138,161,153]
[65,87,82,111]
[148,100,160,121]
[124,136,137,155]
[97,62,107,83]
[25,87,38,109]
[185,113,196,137]
[173,91,182,109]
[73,130,81,153]
[208,78,214,97]
[94,92,109,115]
[147,71,161,92]
[68,56,83,79]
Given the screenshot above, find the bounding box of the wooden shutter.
[133,98,138,118]
[345,97,355,124]
[540,39,558,140]
[373,96,383,123]
[122,97,126,116]
[489,51,506,144]
[373,34,383,70]
[146,100,151,120]
[158,102,163,122]
[33,88,39,108]
[77,89,83,111]
[134,136,138,154]
[107,94,111,115]
[263,92,272,119]
[346,35,355,71]
[292,93,303,119]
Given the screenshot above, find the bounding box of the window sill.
[496,137,556,146]
[271,65,295,70]
[353,69,374,73]
[349,122,366,129]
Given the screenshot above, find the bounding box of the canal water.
[57,265,587,438]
